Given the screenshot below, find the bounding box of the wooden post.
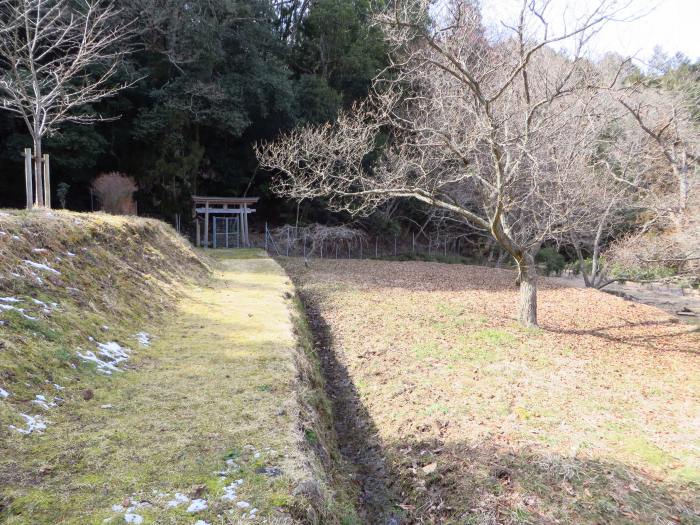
[24,148,33,210]
[204,201,209,248]
[196,218,201,247]
[213,217,218,249]
[375,237,378,258]
[225,216,229,248]
[242,206,249,247]
[412,232,415,254]
[42,154,51,208]
[394,234,397,256]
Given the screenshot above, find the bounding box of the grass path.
[3,250,312,524]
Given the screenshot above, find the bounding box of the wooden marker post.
[24,148,33,209]
[42,154,51,208]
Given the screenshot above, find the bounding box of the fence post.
[412,232,415,254]
[264,223,268,252]
[286,228,290,256]
[375,237,378,258]
[394,234,397,256]
[303,234,307,258]
[320,240,324,258]
[335,243,338,259]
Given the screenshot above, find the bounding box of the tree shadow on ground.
[301,293,700,525]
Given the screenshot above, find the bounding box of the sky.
[480,0,700,65]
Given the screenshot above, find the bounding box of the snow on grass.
[23,260,60,274]
[77,340,132,375]
[135,332,151,347]
[166,493,189,508]
[194,521,211,525]
[186,499,207,513]
[0,303,39,321]
[9,413,47,434]
[31,394,58,410]
[123,513,144,524]
[221,481,240,502]
[0,296,21,303]
[65,251,76,257]
[0,387,10,398]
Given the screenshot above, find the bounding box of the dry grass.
[281,257,700,524]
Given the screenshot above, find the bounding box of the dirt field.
[281,258,700,525]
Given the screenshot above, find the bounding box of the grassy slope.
[282,257,700,525]
[0,211,357,524]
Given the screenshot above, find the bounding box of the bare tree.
[0,0,133,207]
[259,0,632,327]
[617,74,699,227]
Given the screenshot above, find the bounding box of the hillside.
[0,211,357,524]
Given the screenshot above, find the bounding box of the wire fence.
[261,223,471,260]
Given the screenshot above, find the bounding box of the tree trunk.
[33,136,44,207]
[517,254,538,327]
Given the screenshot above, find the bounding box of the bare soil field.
[280,258,700,525]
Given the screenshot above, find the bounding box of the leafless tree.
[616,80,699,228]
[258,0,634,327]
[0,0,133,207]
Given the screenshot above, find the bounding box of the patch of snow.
[0,297,21,303]
[77,341,132,374]
[32,394,56,410]
[102,325,109,331]
[24,260,60,274]
[53,384,64,391]
[76,351,121,374]
[236,501,250,509]
[11,235,21,240]
[65,251,76,257]
[221,483,238,502]
[10,272,21,277]
[0,303,39,321]
[9,413,47,434]
[123,513,143,524]
[0,387,10,398]
[0,231,6,235]
[111,504,125,512]
[194,521,210,525]
[32,248,48,253]
[32,298,48,307]
[186,499,207,513]
[166,493,189,508]
[101,404,114,409]
[135,332,151,347]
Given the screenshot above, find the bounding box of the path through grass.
[2,250,325,524]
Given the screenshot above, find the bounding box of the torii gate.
[193,195,259,248]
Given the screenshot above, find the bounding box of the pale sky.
[480,0,700,65]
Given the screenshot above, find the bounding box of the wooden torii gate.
[193,196,259,248]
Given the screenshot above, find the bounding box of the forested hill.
[0,0,386,223]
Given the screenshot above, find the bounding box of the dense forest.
[0,0,387,224]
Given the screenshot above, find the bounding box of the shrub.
[91,172,138,215]
[536,247,566,276]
